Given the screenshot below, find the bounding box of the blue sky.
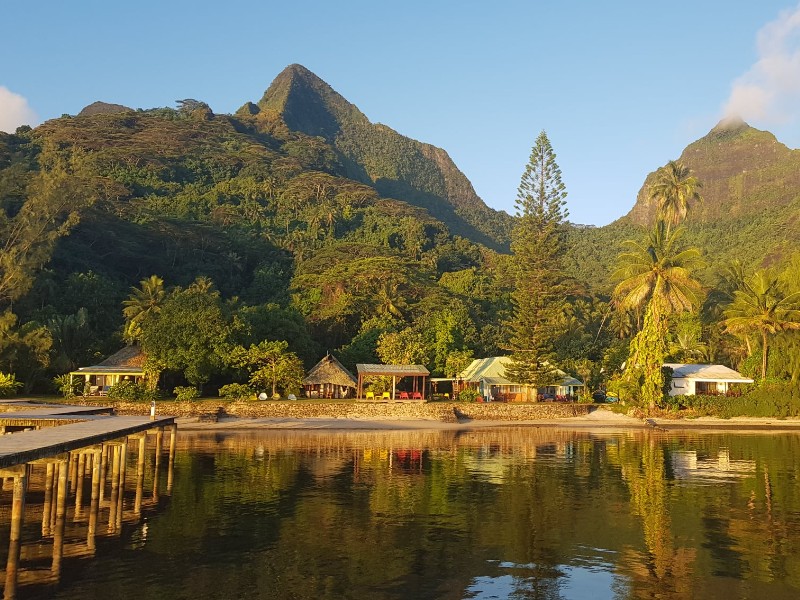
[3,1,800,225]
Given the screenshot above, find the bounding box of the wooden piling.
[167,424,176,492]
[107,445,120,533]
[87,448,101,550]
[116,440,128,530]
[134,435,146,515]
[42,463,54,536]
[3,464,28,600]
[51,459,68,576]
[74,453,85,519]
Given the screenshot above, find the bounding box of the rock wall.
[68,399,592,422]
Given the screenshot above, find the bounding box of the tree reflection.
[617,434,696,599]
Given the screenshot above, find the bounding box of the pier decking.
[0,402,177,598]
[0,415,176,468]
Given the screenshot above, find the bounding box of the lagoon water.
[6,428,800,599]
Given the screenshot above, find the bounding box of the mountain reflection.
[5,428,800,599]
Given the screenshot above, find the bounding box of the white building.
[665,363,754,396]
[458,356,584,401]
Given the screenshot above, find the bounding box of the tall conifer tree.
[506,131,568,390]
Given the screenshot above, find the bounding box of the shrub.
[173,386,200,402]
[54,374,82,398]
[458,388,480,402]
[675,382,800,418]
[0,372,22,398]
[107,381,155,402]
[219,383,255,401]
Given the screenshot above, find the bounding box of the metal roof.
[482,376,513,385]
[665,363,754,383]
[72,366,145,375]
[356,364,430,377]
[458,357,584,387]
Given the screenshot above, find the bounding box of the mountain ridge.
[627,118,800,226]
[251,64,514,249]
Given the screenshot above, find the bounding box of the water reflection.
[0,429,175,599]
[4,427,800,599]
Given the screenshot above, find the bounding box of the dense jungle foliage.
[1,65,800,413]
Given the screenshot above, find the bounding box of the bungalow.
[458,356,584,402]
[303,353,357,399]
[70,345,147,396]
[664,363,754,396]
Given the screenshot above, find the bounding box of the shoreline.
[176,410,800,433]
[8,398,800,433]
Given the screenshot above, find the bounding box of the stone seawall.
[66,399,593,422]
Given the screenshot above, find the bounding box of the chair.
[412,392,422,400]
[399,392,410,400]
[381,391,391,401]
[365,391,375,401]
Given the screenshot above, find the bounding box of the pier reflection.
[0,425,176,599]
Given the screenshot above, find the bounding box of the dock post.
[116,440,128,530]
[167,424,177,492]
[99,444,108,504]
[49,465,58,533]
[52,459,68,576]
[74,453,85,520]
[4,464,29,600]
[134,435,146,515]
[108,445,121,533]
[87,448,101,551]
[152,428,163,501]
[42,463,54,536]
[69,452,78,494]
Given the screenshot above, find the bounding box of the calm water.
[4,428,800,599]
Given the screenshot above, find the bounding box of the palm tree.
[668,329,709,363]
[188,276,216,294]
[613,221,704,317]
[648,161,702,232]
[722,269,800,380]
[122,275,165,342]
[613,221,704,409]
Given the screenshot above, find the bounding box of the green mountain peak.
[627,119,796,226]
[258,64,368,138]
[254,64,513,248]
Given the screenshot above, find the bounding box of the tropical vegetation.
[1,65,800,414]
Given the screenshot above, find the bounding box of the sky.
[3,1,800,226]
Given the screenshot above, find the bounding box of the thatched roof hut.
[303,354,357,398]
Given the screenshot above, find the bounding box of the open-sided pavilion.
[356,364,430,401]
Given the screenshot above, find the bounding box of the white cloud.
[723,4,800,126]
[0,86,39,133]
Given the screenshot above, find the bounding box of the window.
[696,381,719,395]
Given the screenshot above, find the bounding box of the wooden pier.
[0,415,175,468]
[0,403,177,599]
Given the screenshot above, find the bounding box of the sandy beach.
[176,407,800,432]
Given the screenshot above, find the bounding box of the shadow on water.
[3,427,800,599]
[0,427,176,599]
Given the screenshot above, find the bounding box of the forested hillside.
[565,119,800,292]
[2,65,800,403]
[0,70,525,394]
[255,64,515,249]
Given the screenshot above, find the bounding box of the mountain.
[1,64,521,364]
[564,119,800,291]
[248,64,514,249]
[78,101,133,116]
[628,118,800,226]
